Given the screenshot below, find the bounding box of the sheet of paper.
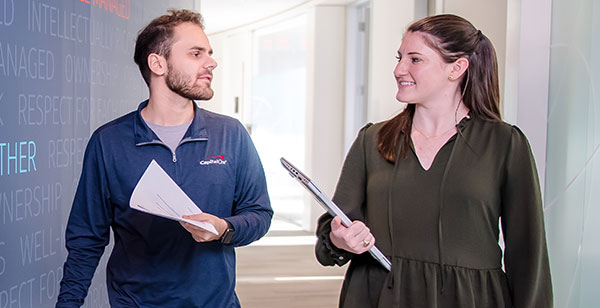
[130,159,218,235]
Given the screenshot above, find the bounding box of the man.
[56,9,273,307]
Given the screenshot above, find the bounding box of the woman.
[315,14,553,307]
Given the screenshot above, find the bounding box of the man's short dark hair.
[134,9,205,85]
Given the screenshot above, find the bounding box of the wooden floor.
[235,229,347,308]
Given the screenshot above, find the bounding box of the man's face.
[165,22,217,100]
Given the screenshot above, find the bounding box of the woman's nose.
[394,60,407,77]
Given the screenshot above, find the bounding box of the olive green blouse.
[316,116,553,308]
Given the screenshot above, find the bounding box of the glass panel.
[251,15,307,230]
[545,0,600,306]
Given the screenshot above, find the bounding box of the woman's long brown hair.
[377,14,502,163]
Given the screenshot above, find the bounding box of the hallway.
[236,217,347,308]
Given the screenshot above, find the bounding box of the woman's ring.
[362,239,370,247]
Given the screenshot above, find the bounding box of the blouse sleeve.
[315,124,371,266]
[500,126,553,307]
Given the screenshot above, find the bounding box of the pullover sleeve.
[500,126,553,307]
[315,124,370,266]
[56,132,113,307]
[224,122,273,247]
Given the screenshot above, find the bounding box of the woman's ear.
[448,57,469,81]
[147,53,167,77]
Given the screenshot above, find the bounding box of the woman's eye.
[395,55,401,61]
[412,57,421,63]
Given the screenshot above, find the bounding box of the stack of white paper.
[130,160,218,235]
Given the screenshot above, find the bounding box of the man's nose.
[204,58,218,71]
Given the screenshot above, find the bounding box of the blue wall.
[0,1,194,307]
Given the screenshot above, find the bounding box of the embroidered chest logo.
[200,155,228,165]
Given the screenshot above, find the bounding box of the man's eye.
[395,55,401,61]
[412,57,421,63]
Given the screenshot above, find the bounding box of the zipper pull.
[172,151,177,162]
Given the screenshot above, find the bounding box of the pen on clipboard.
[280,157,392,271]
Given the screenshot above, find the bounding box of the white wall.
[366,0,416,123]
[441,0,550,188]
[304,5,347,230]
[442,0,507,113]
[507,0,551,188]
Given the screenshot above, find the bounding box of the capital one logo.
[199,155,227,165]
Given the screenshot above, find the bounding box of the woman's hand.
[329,216,375,254]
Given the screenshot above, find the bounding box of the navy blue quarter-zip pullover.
[57,101,273,307]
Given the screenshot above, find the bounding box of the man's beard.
[166,63,214,101]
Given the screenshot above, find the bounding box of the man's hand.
[179,213,229,242]
[329,216,375,254]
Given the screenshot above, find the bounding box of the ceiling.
[198,0,357,34]
[198,0,311,34]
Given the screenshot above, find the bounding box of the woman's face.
[393,31,454,105]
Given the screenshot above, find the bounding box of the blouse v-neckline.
[410,114,471,171]
[410,132,458,171]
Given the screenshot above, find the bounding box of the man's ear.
[449,57,469,80]
[147,53,167,77]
